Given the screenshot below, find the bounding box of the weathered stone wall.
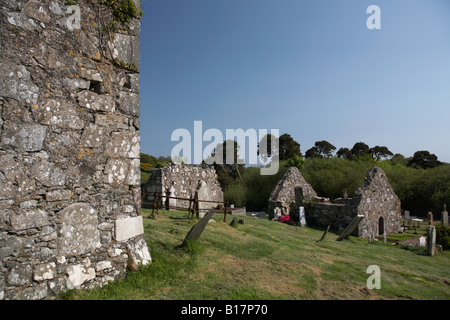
[0,0,150,300]
[304,167,402,238]
[354,166,402,237]
[268,166,317,220]
[142,163,224,209]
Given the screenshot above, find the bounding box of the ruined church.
[268,166,402,238]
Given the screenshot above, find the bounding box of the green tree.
[407,150,441,169]
[336,147,353,160]
[279,134,301,161]
[286,154,305,171]
[314,140,336,158]
[305,146,321,159]
[351,142,370,158]
[370,146,393,160]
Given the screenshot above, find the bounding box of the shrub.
[436,224,450,250]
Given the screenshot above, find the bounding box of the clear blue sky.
[139,0,450,163]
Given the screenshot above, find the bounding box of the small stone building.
[268,166,317,220]
[142,163,224,212]
[304,167,402,238]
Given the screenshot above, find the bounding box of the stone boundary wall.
[0,0,150,300]
[143,163,224,209]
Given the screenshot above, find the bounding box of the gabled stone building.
[268,166,402,238]
[268,166,317,220]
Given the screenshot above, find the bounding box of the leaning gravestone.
[229,217,238,227]
[336,215,365,241]
[179,210,215,247]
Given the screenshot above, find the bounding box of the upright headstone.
[427,225,436,256]
[428,212,433,226]
[404,210,410,220]
[418,236,426,247]
[168,185,176,209]
[442,204,448,227]
[298,206,307,226]
[197,180,211,218]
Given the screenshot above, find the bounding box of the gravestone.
[336,215,365,241]
[442,204,448,227]
[427,225,436,256]
[168,185,177,209]
[179,210,215,247]
[404,210,410,220]
[229,217,238,227]
[298,206,307,227]
[197,180,211,218]
[418,236,426,247]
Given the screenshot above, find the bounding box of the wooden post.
[156,192,160,215]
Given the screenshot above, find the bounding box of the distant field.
[62,209,450,300]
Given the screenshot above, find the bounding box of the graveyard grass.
[62,209,450,300]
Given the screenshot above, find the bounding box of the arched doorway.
[378,216,385,236]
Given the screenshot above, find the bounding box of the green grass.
[61,209,450,300]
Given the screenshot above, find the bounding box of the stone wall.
[142,163,224,210]
[268,166,317,220]
[304,167,402,238]
[0,0,150,300]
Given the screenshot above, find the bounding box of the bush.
[436,224,450,250]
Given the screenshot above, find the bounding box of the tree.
[314,140,336,158]
[305,146,321,159]
[336,147,353,160]
[389,153,407,166]
[407,150,441,169]
[370,146,393,160]
[286,154,305,171]
[279,134,302,161]
[351,142,370,158]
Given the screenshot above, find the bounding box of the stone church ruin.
[0,0,150,299]
[269,166,402,238]
[142,163,224,216]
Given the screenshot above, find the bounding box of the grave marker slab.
[179,210,215,247]
[336,215,364,241]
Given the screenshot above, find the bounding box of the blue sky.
[139,0,450,163]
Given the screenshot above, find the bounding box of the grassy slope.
[63,209,450,300]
